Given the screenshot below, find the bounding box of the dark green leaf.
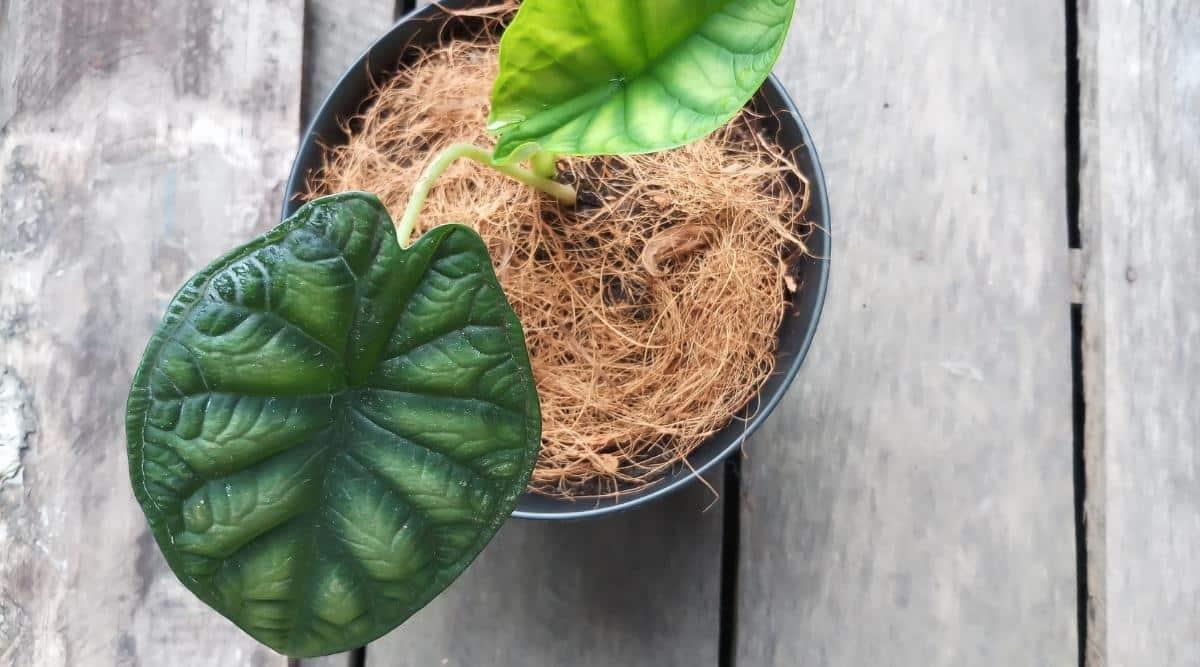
[488,0,796,162]
[126,193,541,657]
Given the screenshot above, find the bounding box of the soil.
[305,18,813,499]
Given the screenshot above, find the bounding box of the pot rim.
[285,0,831,521]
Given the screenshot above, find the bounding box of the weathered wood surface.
[294,7,400,665]
[302,0,398,123]
[288,3,727,665]
[298,651,355,667]
[1079,1,1200,665]
[737,3,1078,665]
[0,1,303,665]
[9,0,1200,664]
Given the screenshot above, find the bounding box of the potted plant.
[126,0,829,658]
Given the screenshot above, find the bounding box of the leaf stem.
[396,143,577,247]
[530,150,559,179]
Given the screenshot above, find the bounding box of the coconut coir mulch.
[305,20,813,500]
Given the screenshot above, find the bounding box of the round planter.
[285,0,830,520]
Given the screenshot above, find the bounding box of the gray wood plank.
[299,2,726,664]
[367,476,725,667]
[302,0,398,124]
[297,3,399,665]
[298,654,355,667]
[1079,1,1200,665]
[0,1,303,664]
[738,3,1078,665]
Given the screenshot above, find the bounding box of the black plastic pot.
[285,0,830,520]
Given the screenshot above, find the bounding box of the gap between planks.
[1078,0,1200,665]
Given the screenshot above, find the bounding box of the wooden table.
[0,1,1195,665]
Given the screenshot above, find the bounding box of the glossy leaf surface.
[126,193,541,657]
[488,0,796,162]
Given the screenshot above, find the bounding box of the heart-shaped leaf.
[488,0,796,162]
[126,193,541,657]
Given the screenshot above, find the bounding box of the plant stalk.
[530,150,559,179]
[396,143,576,247]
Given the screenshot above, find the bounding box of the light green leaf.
[488,0,796,162]
[126,193,541,657]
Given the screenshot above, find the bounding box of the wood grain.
[294,3,728,665]
[737,3,1078,664]
[1079,1,1200,664]
[0,1,303,664]
[302,0,399,124]
[298,653,355,667]
[295,6,406,664]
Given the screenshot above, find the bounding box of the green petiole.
[396,143,576,247]
[529,150,559,179]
